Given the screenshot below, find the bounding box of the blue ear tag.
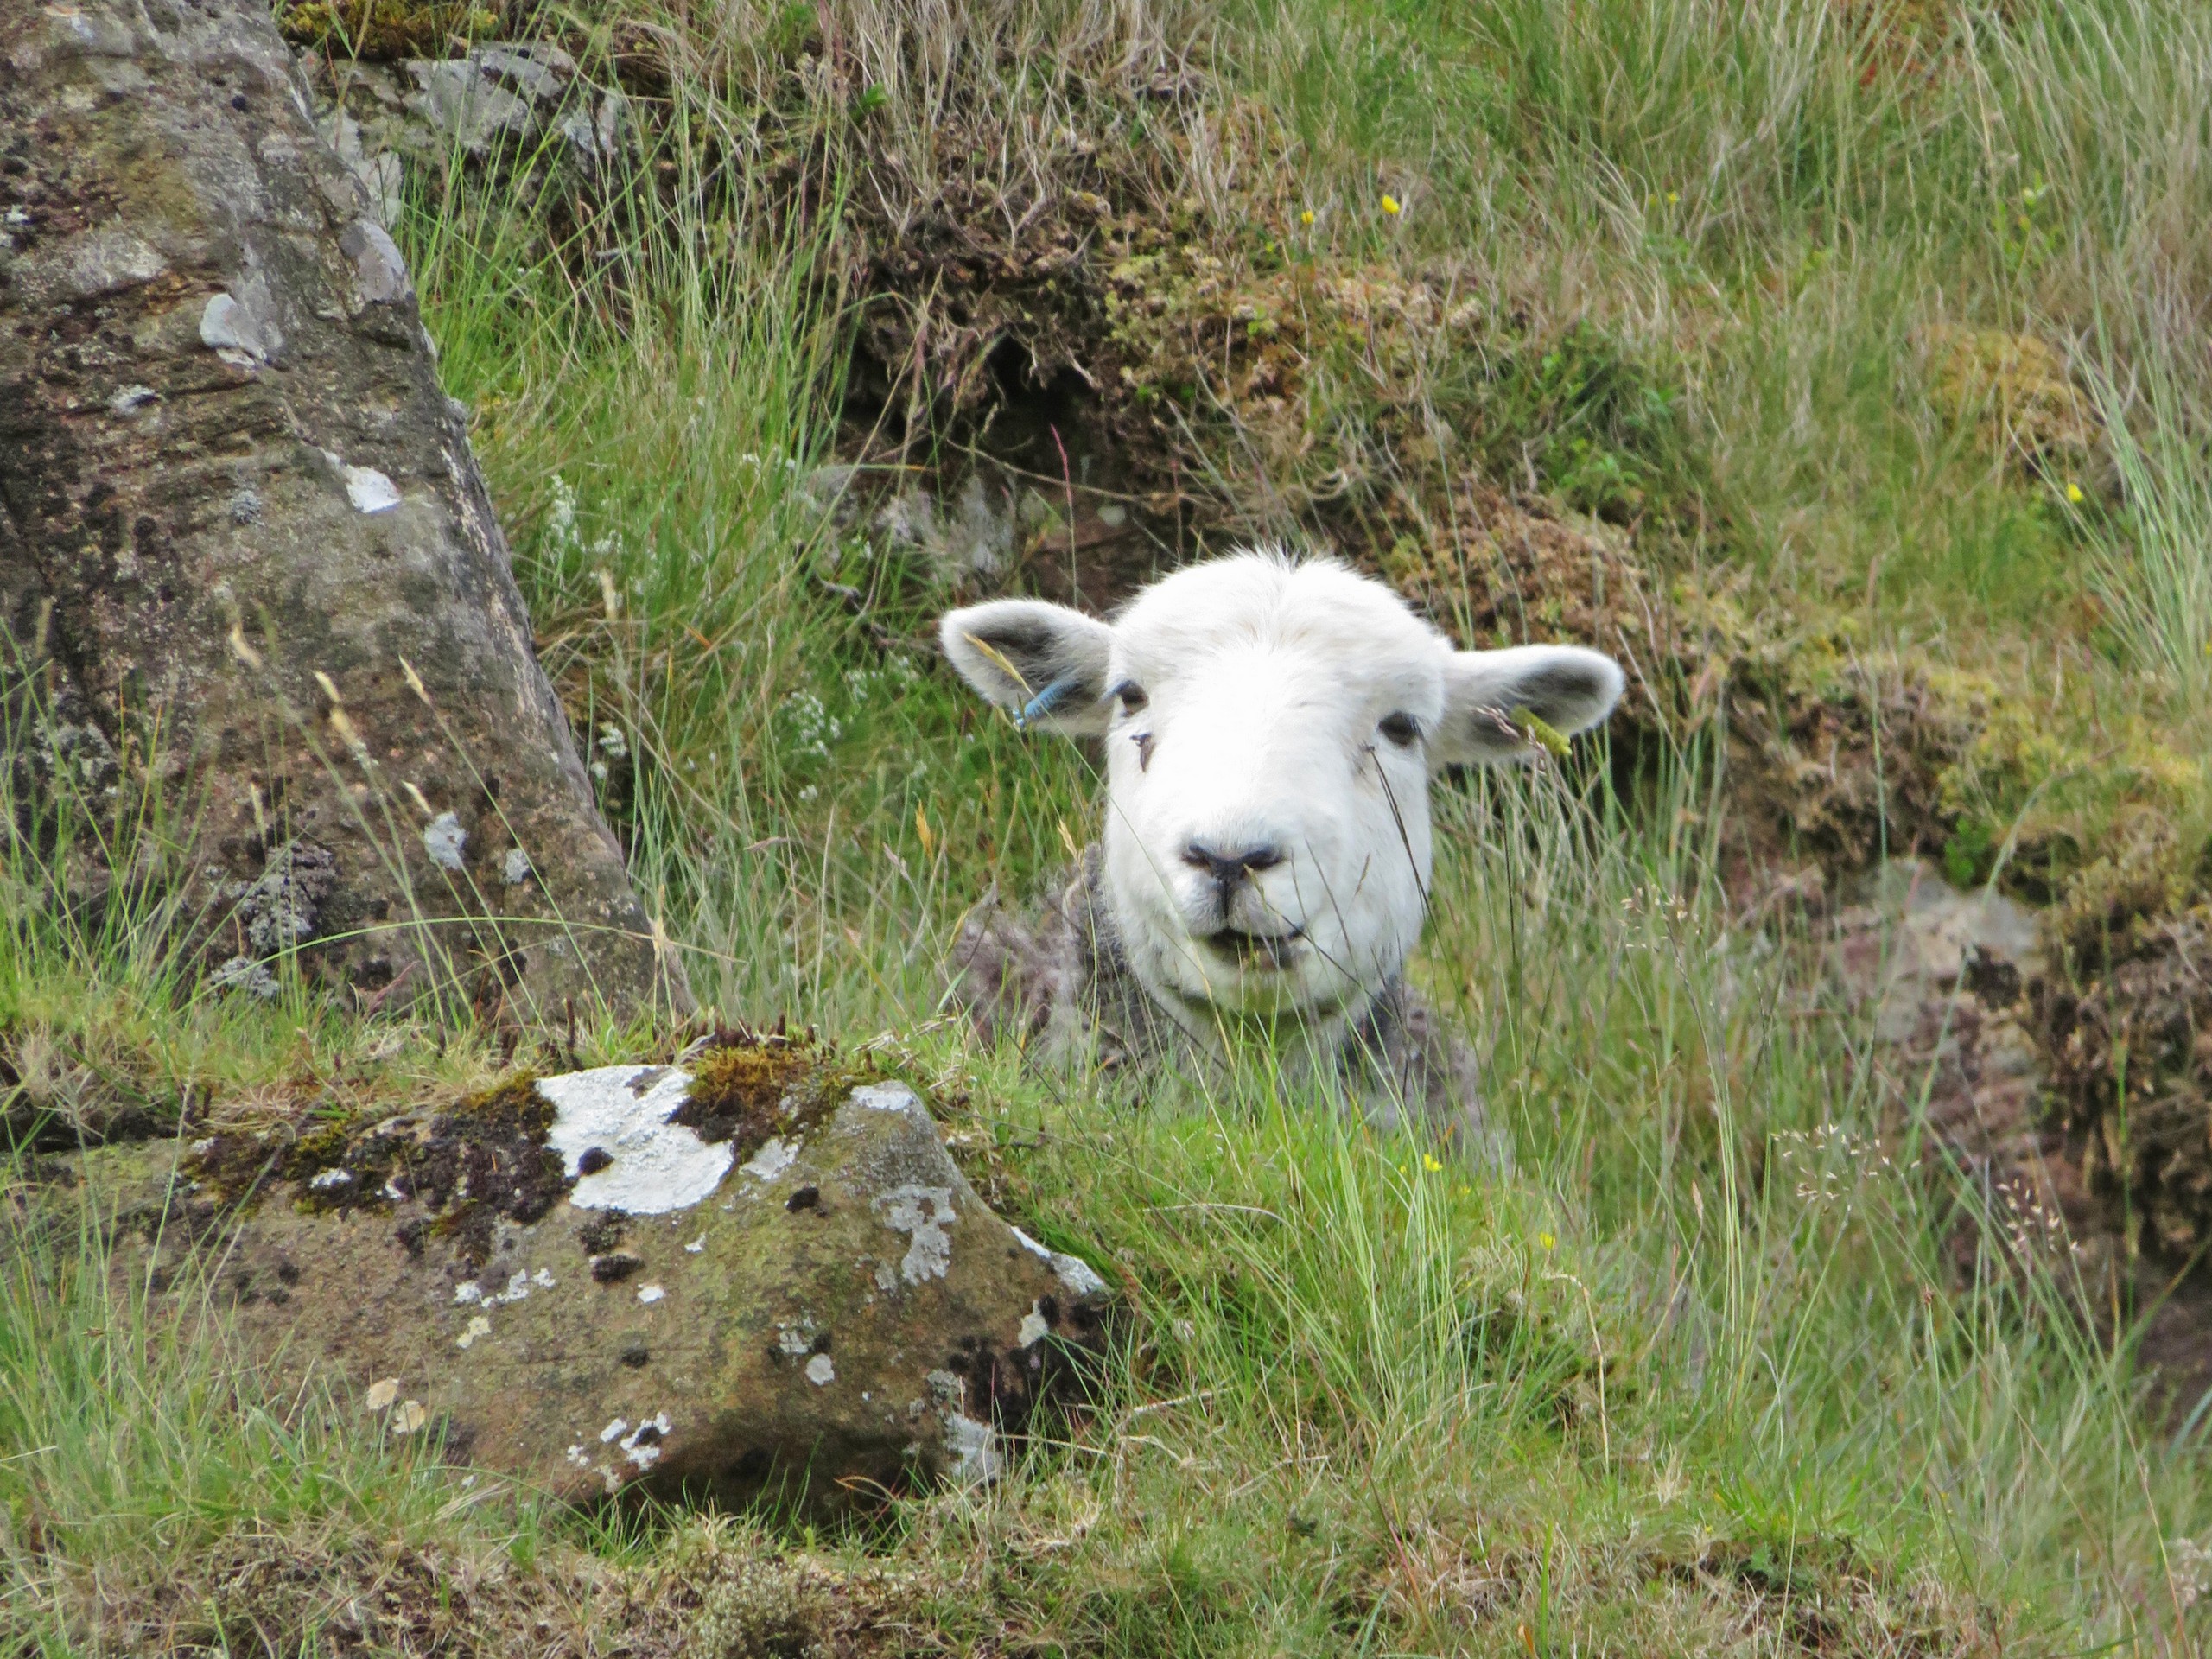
[1014,675,1081,731]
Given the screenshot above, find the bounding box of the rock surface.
[309,42,629,228]
[0,0,675,1017]
[76,1044,1110,1510]
[1830,861,2212,1405]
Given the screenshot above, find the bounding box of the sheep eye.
[1378,712,1421,747]
[1113,681,1148,715]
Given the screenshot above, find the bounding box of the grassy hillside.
[9,0,2212,1650]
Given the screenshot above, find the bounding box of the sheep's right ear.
[938,599,1117,736]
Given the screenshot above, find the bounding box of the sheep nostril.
[1183,842,1284,886]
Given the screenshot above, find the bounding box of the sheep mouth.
[1204,927,1303,971]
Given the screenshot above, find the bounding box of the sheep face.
[941,552,1624,1040]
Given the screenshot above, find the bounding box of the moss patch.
[1924,324,2101,483]
[276,0,502,60]
[180,1072,571,1269]
[671,1033,874,1165]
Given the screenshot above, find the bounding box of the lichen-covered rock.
[79,1042,1112,1511]
[0,0,673,1016]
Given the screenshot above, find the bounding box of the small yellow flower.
[1381,194,1402,216]
[1538,1231,1557,1252]
[2065,482,2084,504]
[1665,191,1680,205]
[1422,1154,1444,1173]
[1456,1185,1471,1198]
[1300,208,1315,226]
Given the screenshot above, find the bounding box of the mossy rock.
[2033,905,2212,1262]
[78,1048,1113,1513]
[277,0,501,60]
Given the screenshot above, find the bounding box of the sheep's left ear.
[1432,645,1624,765]
[938,598,1118,737]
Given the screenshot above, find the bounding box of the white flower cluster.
[781,689,842,763]
[545,472,629,570]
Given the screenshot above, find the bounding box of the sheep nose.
[1182,841,1283,888]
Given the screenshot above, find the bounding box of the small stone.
[365,1376,399,1410]
[805,1352,836,1386]
[636,1283,665,1305]
[392,1399,428,1433]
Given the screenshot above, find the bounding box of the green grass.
[10,0,2212,1649]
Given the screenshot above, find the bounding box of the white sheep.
[939,550,1624,1155]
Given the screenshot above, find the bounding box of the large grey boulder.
[85,1043,1111,1510]
[0,0,674,1017]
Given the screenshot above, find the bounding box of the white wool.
[940,551,1624,1053]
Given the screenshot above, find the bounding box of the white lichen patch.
[877,1184,957,1284]
[1014,1227,1109,1300]
[392,1400,428,1434]
[538,1065,733,1214]
[421,811,467,870]
[454,1273,542,1311]
[637,1284,665,1305]
[619,1412,672,1471]
[343,465,403,515]
[365,1377,399,1411]
[943,1412,1001,1484]
[1053,1254,1109,1299]
[684,1235,705,1254]
[309,1166,353,1192]
[501,847,532,886]
[1019,1304,1052,1348]
[455,1314,492,1350]
[741,1136,798,1181]
[776,1319,818,1358]
[852,1081,922,1116]
[805,1353,836,1386]
[600,1417,628,1444]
